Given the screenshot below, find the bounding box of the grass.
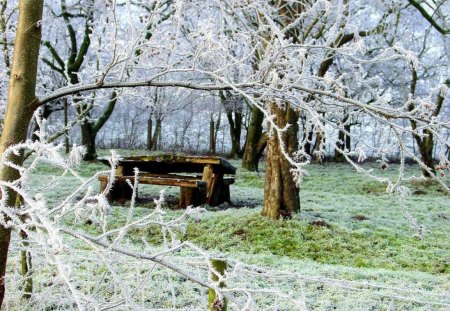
[27,152,450,275]
[183,162,449,275]
[13,150,449,309]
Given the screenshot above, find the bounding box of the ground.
[5,149,450,310]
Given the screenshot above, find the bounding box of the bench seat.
[98,174,206,188]
[98,174,211,207]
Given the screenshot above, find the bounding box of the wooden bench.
[97,155,236,207]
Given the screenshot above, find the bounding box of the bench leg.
[220,184,230,204]
[115,179,133,205]
[100,179,108,193]
[179,187,205,208]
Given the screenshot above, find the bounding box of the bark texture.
[209,120,216,154]
[226,111,242,158]
[408,68,448,177]
[0,0,44,306]
[262,104,300,219]
[242,106,265,171]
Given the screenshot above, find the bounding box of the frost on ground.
[1,147,449,310]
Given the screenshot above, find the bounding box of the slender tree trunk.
[304,129,314,157]
[345,124,351,151]
[416,133,435,177]
[0,1,44,307]
[242,106,265,171]
[262,104,300,219]
[227,111,242,158]
[334,115,350,162]
[147,113,153,150]
[262,103,300,219]
[334,129,346,162]
[16,195,32,300]
[151,118,161,150]
[64,98,70,154]
[0,1,11,76]
[20,228,32,299]
[79,92,117,161]
[209,120,216,154]
[314,131,324,163]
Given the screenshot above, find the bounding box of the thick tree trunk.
[262,103,300,219]
[242,106,265,171]
[0,1,43,307]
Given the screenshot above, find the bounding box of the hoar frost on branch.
[35,0,450,191]
[1,120,449,310]
[0,0,449,309]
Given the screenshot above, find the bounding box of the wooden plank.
[139,173,203,180]
[97,154,236,175]
[208,172,224,206]
[115,165,124,176]
[98,175,206,188]
[202,165,214,199]
[122,155,221,165]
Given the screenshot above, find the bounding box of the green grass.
[11,150,449,309]
[27,153,449,276]
[186,209,449,274]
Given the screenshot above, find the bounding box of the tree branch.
[43,41,65,72]
[408,0,450,35]
[93,91,118,133]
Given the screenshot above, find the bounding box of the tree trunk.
[20,226,32,299]
[262,103,300,219]
[209,120,216,154]
[334,128,346,162]
[345,124,351,151]
[416,132,435,177]
[79,92,117,161]
[242,106,265,171]
[227,111,242,158]
[304,129,314,157]
[81,123,97,161]
[334,115,350,162]
[151,118,161,150]
[314,131,324,163]
[64,98,70,154]
[0,1,44,307]
[147,113,153,150]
